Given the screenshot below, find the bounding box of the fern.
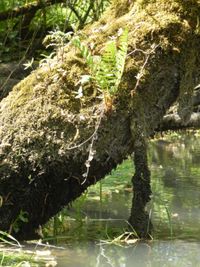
[115,28,128,90]
[95,41,117,93]
[72,37,94,70]
[95,29,128,95]
[72,28,128,97]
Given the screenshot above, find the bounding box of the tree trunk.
[129,129,152,238]
[0,0,200,240]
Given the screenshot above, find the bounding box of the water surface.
[46,132,200,266]
[6,132,200,266]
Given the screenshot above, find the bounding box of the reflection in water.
[16,133,200,266]
[54,240,200,267]
[150,133,200,240]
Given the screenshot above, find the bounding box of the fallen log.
[0,0,200,240]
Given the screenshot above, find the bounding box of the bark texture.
[1,0,200,239]
[160,112,200,130]
[129,135,152,238]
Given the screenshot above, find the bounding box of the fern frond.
[115,28,128,89]
[72,37,94,69]
[71,28,128,98]
[96,41,117,93]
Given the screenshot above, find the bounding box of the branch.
[79,0,94,28]
[158,112,200,131]
[157,88,200,131]
[67,2,83,23]
[0,0,66,21]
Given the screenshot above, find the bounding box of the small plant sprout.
[43,30,73,62]
[23,58,34,70]
[75,75,92,99]
[11,210,29,234]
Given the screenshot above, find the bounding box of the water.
[150,133,200,240]
[4,132,200,266]
[48,132,200,266]
[51,240,200,267]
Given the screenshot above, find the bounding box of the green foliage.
[95,41,117,94]
[72,36,94,69]
[11,210,29,234]
[165,206,173,238]
[97,28,128,95]
[0,231,54,266]
[72,28,128,98]
[0,0,111,62]
[43,30,73,49]
[0,252,41,267]
[0,230,21,247]
[115,28,129,89]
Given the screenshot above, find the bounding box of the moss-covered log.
[1,0,200,240]
[159,112,200,130]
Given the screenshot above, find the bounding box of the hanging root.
[129,135,152,239]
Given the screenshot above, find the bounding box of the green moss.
[177,37,200,122]
[1,0,200,178]
[110,0,132,17]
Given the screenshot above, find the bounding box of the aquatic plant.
[0,230,56,266]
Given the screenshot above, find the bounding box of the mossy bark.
[1,0,200,240]
[129,137,152,238]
